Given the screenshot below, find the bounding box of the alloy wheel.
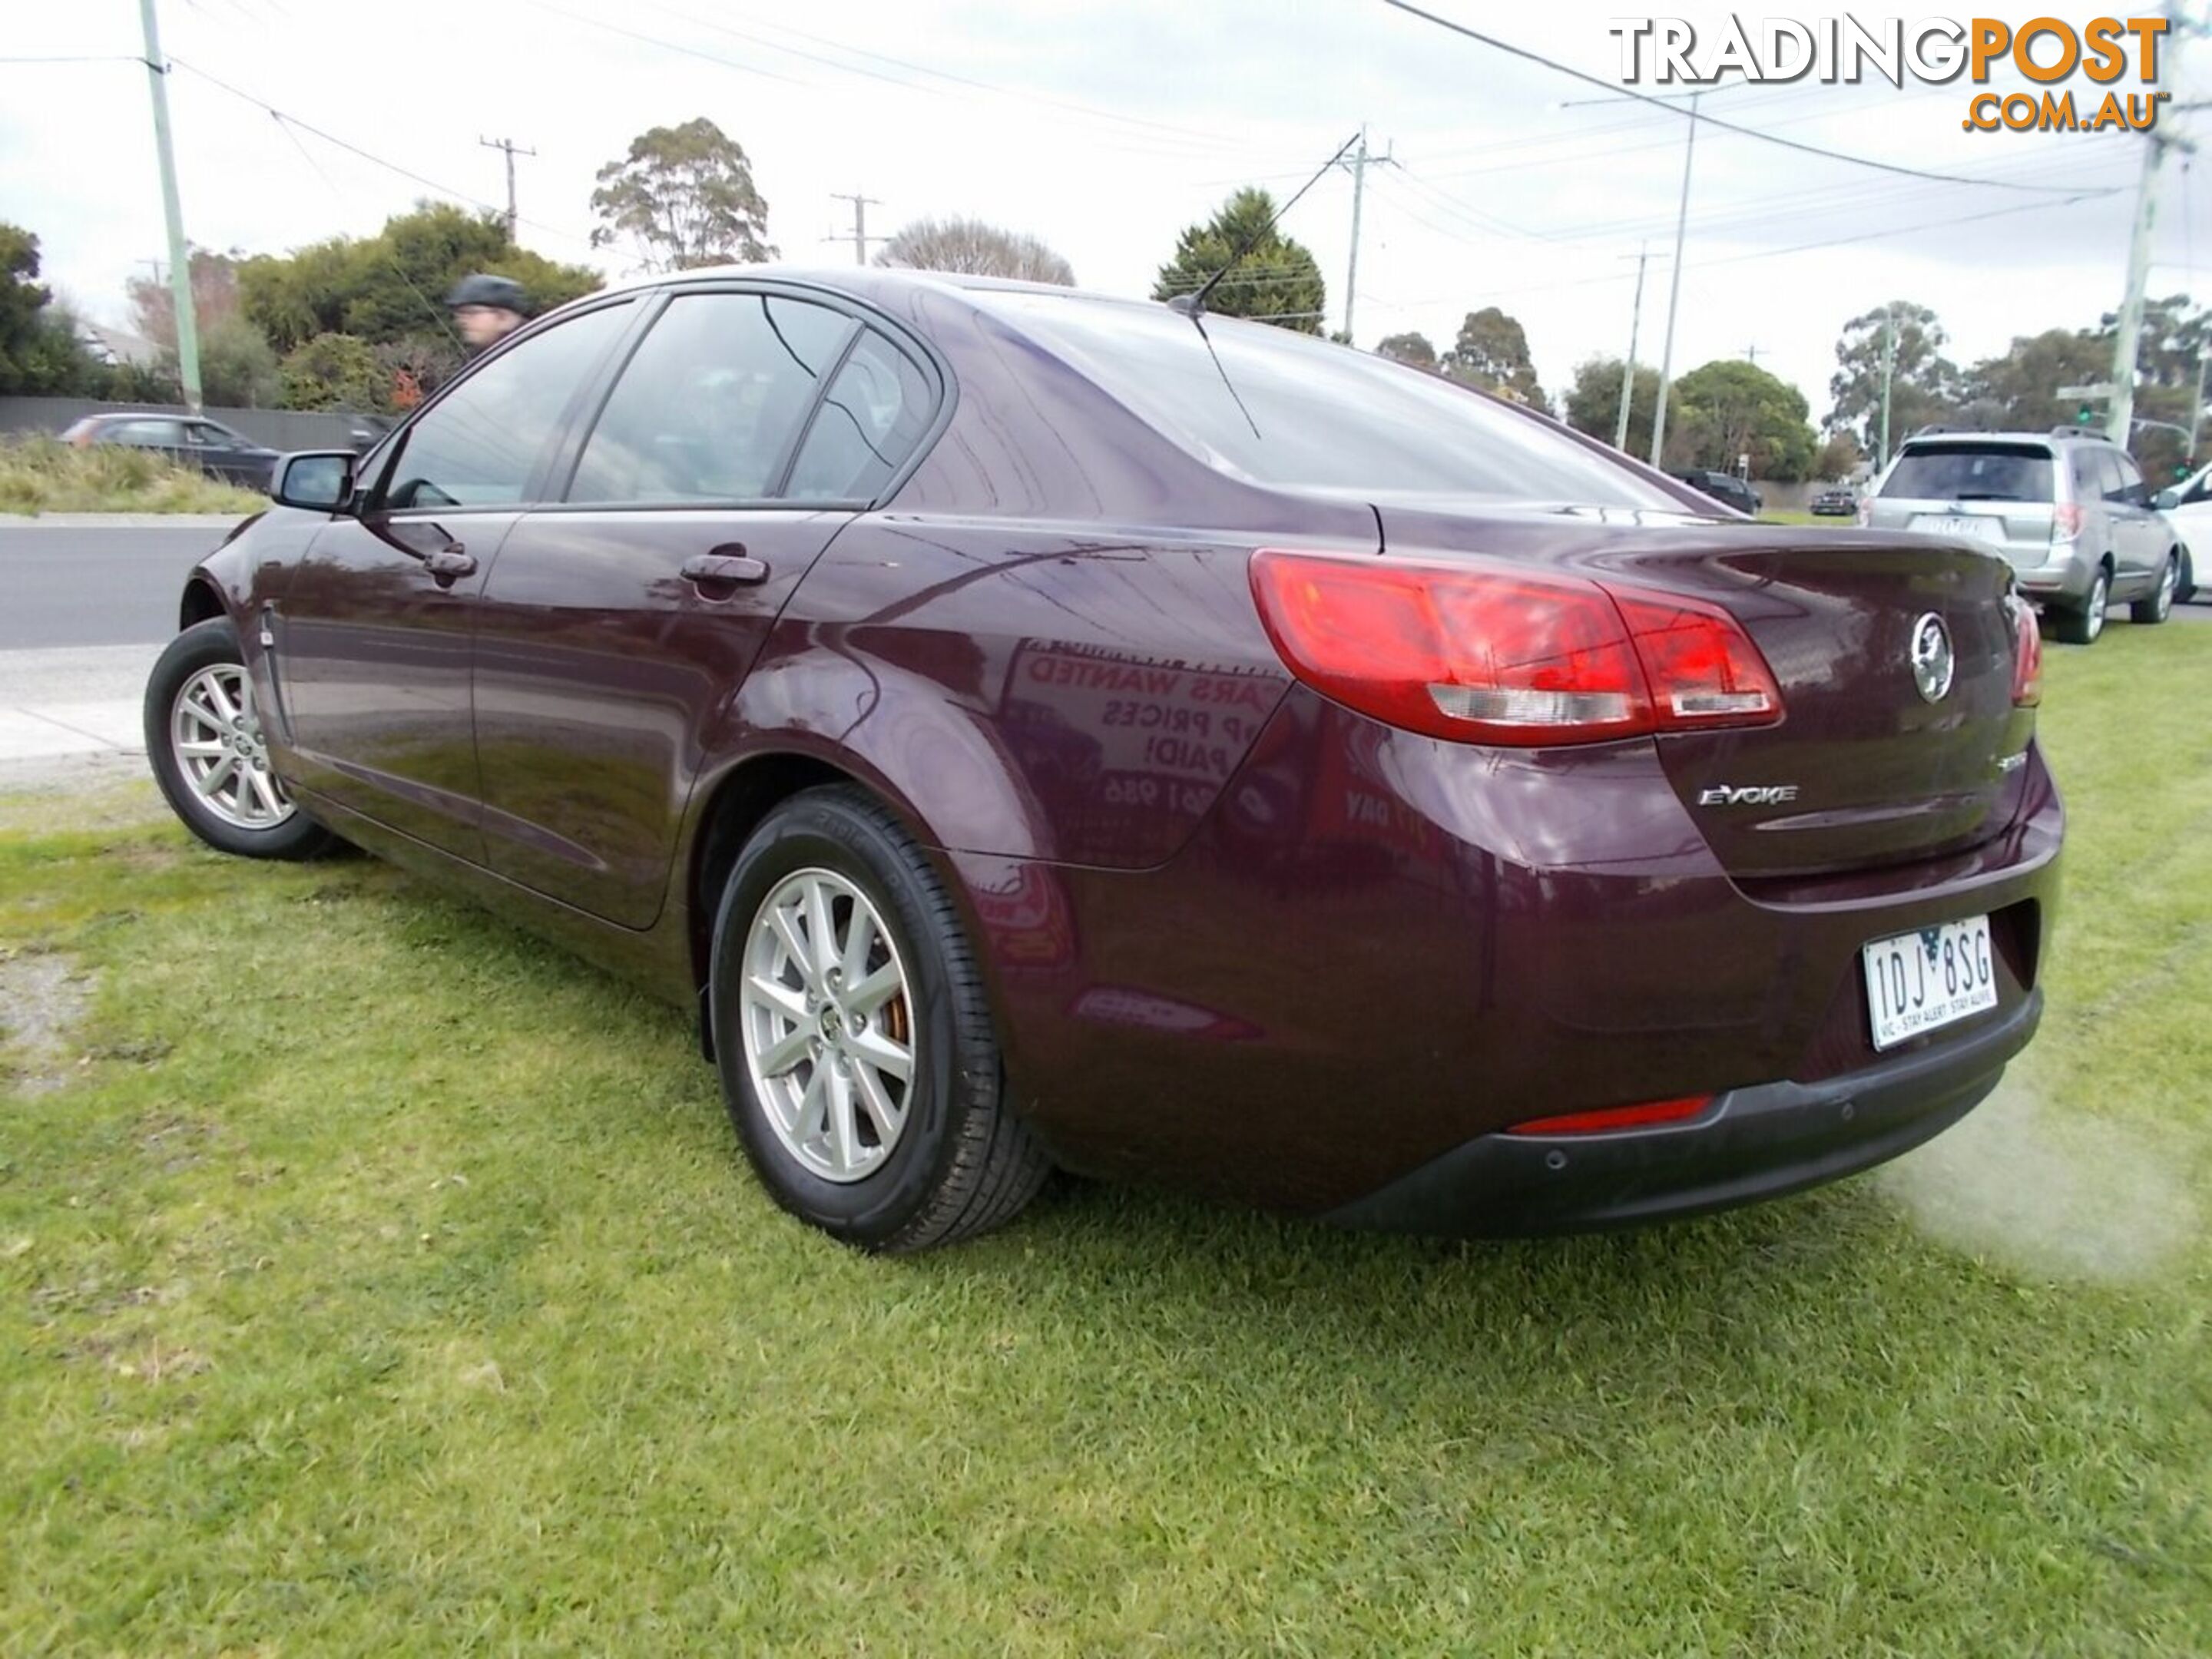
[170,664,293,830]
[738,867,916,1184]
[2155,556,2177,621]
[2086,570,2109,641]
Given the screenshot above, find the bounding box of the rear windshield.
[971,290,1679,508]
[1882,443,2055,503]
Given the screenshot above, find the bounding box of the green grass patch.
[2,627,2210,1652]
[0,434,264,516]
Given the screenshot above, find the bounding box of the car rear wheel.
[2178,550,2197,604]
[2052,565,2111,645]
[2131,551,2179,624]
[707,785,1051,1253]
[144,618,331,859]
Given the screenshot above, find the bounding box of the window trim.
[359,294,647,520]
[535,276,953,517]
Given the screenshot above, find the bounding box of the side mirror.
[271,450,356,513]
[2154,487,2181,511]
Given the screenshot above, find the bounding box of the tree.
[125,245,243,353]
[0,224,109,395]
[1956,327,2112,435]
[591,118,773,272]
[1826,301,1960,452]
[1562,356,1660,456]
[1813,432,1863,481]
[1153,188,1326,333]
[279,333,384,411]
[1444,307,1547,411]
[1375,331,1436,369]
[1671,359,1818,481]
[876,217,1074,284]
[238,203,599,408]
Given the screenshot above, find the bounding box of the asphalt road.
[0,520,242,650]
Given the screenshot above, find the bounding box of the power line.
[1376,0,2119,196]
[165,57,601,253]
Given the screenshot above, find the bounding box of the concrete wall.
[0,397,381,452]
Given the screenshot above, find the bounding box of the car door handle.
[681,549,770,590]
[424,547,477,584]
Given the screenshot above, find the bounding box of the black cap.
[445,273,529,313]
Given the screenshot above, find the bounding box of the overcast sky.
[4,1,2204,422]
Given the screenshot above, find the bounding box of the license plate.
[1861,917,1998,1051]
[1908,514,2005,544]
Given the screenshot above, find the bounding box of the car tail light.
[1855,497,1872,527]
[1504,1094,1714,1136]
[1247,550,1783,746]
[2006,592,2042,707]
[2052,502,2084,541]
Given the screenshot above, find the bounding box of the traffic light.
[2076,404,2095,426]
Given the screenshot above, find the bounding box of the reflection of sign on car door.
[1003,641,1280,845]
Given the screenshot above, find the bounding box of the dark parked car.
[1674,468,1763,515]
[143,270,2061,1253]
[1810,485,1859,516]
[61,412,279,490]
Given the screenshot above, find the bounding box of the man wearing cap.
[445,273,531,351]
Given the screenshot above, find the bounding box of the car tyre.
[2177,549,2197,604]
[2131,551,2179,624]
[708,785,1051,1253]
[144,618,332,860]
[2052,565,2111,645]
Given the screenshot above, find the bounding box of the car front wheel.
[707,786,1051,1253]
[144,618,331,859]
[2131,552,2179,624]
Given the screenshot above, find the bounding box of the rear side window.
[108,419,181,445]
[2110,449,2147,505]
[1881,443,2054,502]
[382,301,633,511]
[785,329,935,499]
[568,293,855,504]
[971,290,1679,508]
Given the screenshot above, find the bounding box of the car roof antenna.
[1165,131,1361,320]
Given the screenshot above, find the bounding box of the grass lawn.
[3,625,2209,1654]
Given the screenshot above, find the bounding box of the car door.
[180,420,256,485]
[107,416,187,465]
[270,298,638,861]
[472,288,941,928]
[2101,448,2158,589]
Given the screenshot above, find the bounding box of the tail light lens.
[2006,591,2043,707]
[1248,550,1783,746]
[1855,497,1872,527]
[1505,1094,1714,1136]
[2052,502,2084,541]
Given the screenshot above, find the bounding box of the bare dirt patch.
[0,949,93,1094]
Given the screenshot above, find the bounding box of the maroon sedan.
[144,269,2059,1252]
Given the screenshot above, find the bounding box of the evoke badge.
[1698,783,1799,807]
[1909,611,1955,704]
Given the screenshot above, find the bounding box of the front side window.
[382,301,632,511]
[568,293,855,504]
[972,290,1680,508]
[786,329,935,499]
[2111,451,2147,505]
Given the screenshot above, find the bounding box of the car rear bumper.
[1323,988,2038,1236]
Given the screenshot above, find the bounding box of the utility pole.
[1335,125,1396,344]
[2189,347,2208,462]
[478,137,536,243]
[2111,7,2192,446]
[1649,88,1700,468]
[1744,342,1764,365]
[1614,243,1648,452]
[828,192,885,267]
[136,0,200,414]
[1879,305,1897,469]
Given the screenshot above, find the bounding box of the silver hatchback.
[1863,432,2182,644]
